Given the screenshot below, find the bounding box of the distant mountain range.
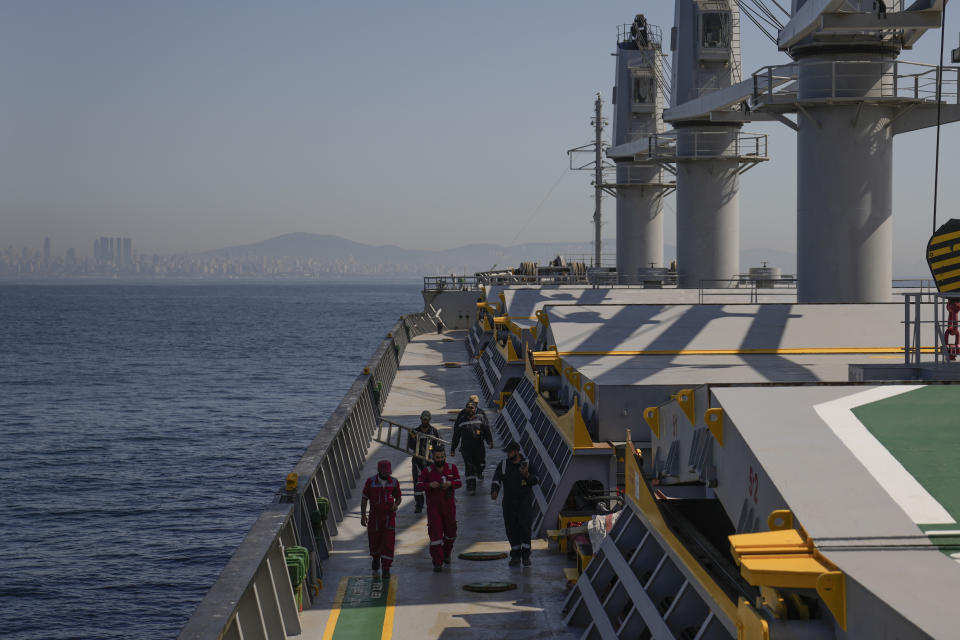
[200,233,799,276]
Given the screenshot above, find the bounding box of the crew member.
[451,400,492,494]
[491,442,538,566]
[415,445,461,572]
[407,410,440,513]
[360,459,401,580]
[454,396,485,479]
[467,395,492,472]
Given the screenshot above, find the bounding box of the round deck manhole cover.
[458,552,508,561]
[462,582,517,593]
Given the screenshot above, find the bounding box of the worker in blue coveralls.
[451,399,492,495]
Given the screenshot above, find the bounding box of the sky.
[0,1,958,274]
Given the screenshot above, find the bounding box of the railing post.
[914,294,922,365]
[904,294,911,365]
[767,66,773,101]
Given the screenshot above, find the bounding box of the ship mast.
[568,93,612,269]
[592,93,603,268]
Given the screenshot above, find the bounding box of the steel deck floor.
[299,331,579,639]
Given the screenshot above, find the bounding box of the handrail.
[646,130,769,161]
[901,292,957,365]
[180,311,436,639]
[752,61,960,104]
[697,278,798,304]
[423,275,481,292]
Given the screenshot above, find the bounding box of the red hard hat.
[377,460,392,475]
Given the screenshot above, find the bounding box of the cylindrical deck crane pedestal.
[676,138,741,289]
[795,51,896,303]
[616,165,665,284]
[668,0,745,290]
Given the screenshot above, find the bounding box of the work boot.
[372,556,380,571]
[443,552,452,565]
[521,550,532,567]
[415,505,423,514]
[381,568,390,580]
[433,564,443,573]
[508,552,521,567]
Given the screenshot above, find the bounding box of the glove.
[360,514,368,527]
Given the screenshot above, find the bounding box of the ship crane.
[615,0,960,302]
[602,15,679,284]
[764,0,960,302]
[609,2,771,290]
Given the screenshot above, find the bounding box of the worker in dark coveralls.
[407,410,440,513]
[415,445,461,572]
[491,441,538,566]
[360,459,401,580]
[451,400,492,494]
[466,394,493,471]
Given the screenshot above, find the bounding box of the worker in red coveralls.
[360,460,401,580]
[415,445,461,572]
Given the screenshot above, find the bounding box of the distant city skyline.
[1,2,957,271]
[0,230,935,280]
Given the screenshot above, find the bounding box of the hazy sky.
[1,1,958,274]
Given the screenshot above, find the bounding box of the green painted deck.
[852,386,960,551]
[324,576,395,640]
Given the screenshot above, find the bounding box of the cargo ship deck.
[298,331,578,640]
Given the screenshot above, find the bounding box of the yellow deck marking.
[321,577,350,640]
[381,575,397,640]
[556,347,937,357]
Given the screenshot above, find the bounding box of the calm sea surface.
[0,283,422,639]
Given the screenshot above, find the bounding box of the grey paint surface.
[422,290,481,330]
[676,152,741,288]
[796,95,893,303]
[670,1,745,289]
[498,287,798,321]
[612,38,668,277]
[544,302,923,354]
[713,385,960,639]
[616,176,666,279]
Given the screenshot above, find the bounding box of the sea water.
[0,283,422,639]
